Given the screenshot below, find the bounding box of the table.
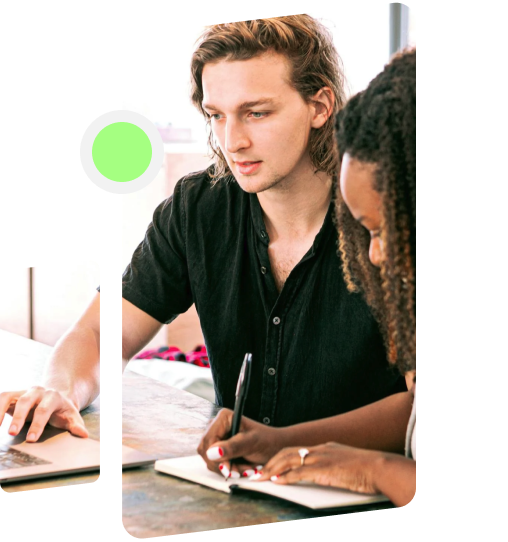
[0,329,100,492]
[122,370,376,538]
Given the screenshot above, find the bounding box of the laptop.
[0,420,156,484]
[122,444,158,470]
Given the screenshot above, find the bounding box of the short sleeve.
[122,179,193,324]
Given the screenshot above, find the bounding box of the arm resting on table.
[280,391,414,454]
[373,453,416,507]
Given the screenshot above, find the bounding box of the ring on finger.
[298,448,309,466]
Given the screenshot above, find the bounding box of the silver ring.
[298,448,309,466]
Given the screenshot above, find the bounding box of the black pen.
[230,353,252,438]
[229,353,252,482]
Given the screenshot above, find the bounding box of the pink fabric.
[134,345,209,368]
[185,345,209,367]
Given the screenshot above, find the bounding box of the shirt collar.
[249,193,334,251]
[249,193,270,245]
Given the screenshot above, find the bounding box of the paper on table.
[154,455,390,510]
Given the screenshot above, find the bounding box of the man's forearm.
[280,391,413,453]
[42,324,100,411]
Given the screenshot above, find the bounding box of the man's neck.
[257,169,332,241]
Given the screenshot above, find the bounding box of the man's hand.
[0,386,89,443]
[197,408,287,478]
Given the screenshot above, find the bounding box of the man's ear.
[310,87,335,129]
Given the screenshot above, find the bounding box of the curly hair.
[190,15,347,183]
[334,49,416,375]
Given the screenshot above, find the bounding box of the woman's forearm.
[373,453,416,506]
[280,391,413,453]
[42,324,100,411]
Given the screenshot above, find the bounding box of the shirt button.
[273,317,281,325]
[261,266,267,274]
[263,417,271,425]
[268,367,276,376]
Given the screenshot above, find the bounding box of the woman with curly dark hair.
[199,49,416,507]
[335,49,415,378]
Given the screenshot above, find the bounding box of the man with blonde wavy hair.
[2,15,406,443]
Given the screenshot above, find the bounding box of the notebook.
[0,422,156,483]
[155,454,391,510]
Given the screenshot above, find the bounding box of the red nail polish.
[219,447,224,457]
[219,465,223,470]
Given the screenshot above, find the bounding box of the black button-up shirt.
[122,168,406,427]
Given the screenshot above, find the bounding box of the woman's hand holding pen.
[197,408,287,478]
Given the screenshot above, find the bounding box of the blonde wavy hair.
[190,15,347,182]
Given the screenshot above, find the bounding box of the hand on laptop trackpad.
[0,421,72,445]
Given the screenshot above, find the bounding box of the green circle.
[92,122,152,182]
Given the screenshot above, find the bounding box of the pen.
[230,353,252,438]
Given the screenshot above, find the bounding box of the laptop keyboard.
[0,445,51,471]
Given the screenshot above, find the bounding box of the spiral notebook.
[154,454,391,510]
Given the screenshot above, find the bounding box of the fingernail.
[27,433,37,442]
[256,465,264,470]
[219,464,230,479]
[9,424,17,434]
[206,446,224,460]
[243,469,255,477]
[230,471,240,479]
[271,475,279,482]
[249,473,262,481]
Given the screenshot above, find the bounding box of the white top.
[405,386,416,460]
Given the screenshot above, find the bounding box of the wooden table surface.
[122,369,350,538]
[0,329,100,492]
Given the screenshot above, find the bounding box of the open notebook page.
[155,455,389,510]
